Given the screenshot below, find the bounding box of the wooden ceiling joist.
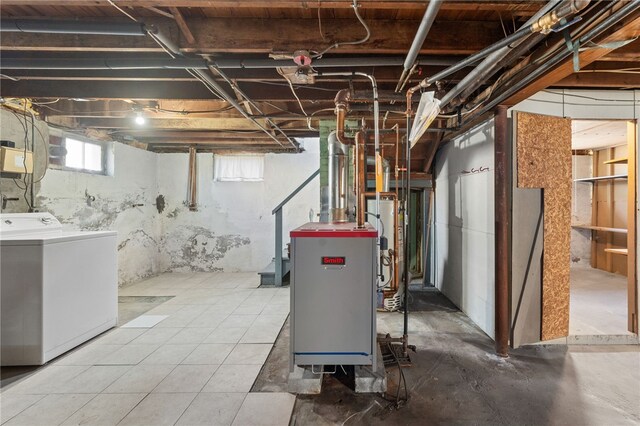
[0,1,542,13]
[0,17,502,55]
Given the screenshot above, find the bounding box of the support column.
[494,105,510,357]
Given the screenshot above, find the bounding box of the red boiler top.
[290,222,378,238]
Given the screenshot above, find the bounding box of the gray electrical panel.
[290,222,377,370]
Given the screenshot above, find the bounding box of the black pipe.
[0,56,459,71]
[1,19,146,36]
[403,113,411,356]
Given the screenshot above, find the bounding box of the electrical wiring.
[276,68,309,117]
[107,0,138,22]
[5,106,50,186]
[366,211,384,237]
[311,0,370,59]
[381,343,408,410]
[542,89,638,103]
[317,0,327,42]
[250,79,339,92]
[31,99,60,106]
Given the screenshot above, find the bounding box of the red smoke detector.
[293,50,312,67]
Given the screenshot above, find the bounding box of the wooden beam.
[555,72,640,88]
[598,39,640,61]
[0,1,542,13]
[168,7,195,45]
[0,17,503,55]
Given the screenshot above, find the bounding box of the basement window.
[50,135,109,175]
[213,154,264,182]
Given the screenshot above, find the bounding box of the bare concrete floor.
[256,289,640,425]
[570,265,630,336]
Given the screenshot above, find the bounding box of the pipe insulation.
[440,0,564,108]
[476,0,640,116]
[396,0,443,91]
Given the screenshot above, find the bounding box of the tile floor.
[0,272,295,426]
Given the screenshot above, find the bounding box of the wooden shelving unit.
[604,157,628,165]
[573,174,628,183]
[571,224,628,234]
[604,248,628,256]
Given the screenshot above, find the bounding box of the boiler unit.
[290,222,377,370]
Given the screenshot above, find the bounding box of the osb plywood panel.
[516,112,572,341]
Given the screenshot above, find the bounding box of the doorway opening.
[570,119,637,338]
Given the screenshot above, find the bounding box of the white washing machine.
[0,213,118,366]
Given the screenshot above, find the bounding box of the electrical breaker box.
[290,222,377,370]
[0,147,33,174]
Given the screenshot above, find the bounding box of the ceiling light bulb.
[135,113,146,125]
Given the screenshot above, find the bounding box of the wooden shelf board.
[604,248,628,255]
[603,157,628,165]
[571,224,628,234]
[573,174,628,183]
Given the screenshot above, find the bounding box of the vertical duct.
[187,146,197,211]
[328,131,349,222]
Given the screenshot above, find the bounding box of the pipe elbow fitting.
[334,89,352,110]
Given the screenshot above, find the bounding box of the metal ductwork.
[328,131,350,223]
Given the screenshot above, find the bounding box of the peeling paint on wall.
[2,109,320,286]
[163,225,250,272]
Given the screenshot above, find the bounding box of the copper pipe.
[334,88,354,146]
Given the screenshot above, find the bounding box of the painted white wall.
[2,108,321,284]
[156,138,320,273]
[38,142,161,285]
[434,89,640,340]
[571,155,593,266]
[434,119,495,338]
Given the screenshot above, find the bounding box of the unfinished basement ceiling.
[1,0,640,171]
[572,120,628,150]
